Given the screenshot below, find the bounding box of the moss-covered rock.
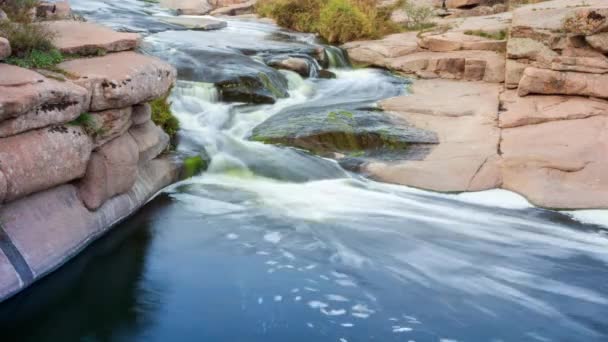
[250,108,437,156]
[217,71,289,104]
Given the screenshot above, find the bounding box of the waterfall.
[324,46,351,69]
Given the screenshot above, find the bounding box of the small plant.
[68,113,103,136]
[464,29,507,40]
[0,0,39,23]
[5,48,63,68]
[402,0,436,31]
[151,93,180,139]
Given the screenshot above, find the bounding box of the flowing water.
[2,1,608,341]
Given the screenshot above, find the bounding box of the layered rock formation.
[0,4,181,301]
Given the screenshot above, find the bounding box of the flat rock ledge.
[49,21,142,56]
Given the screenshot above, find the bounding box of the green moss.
[150,93,180,139]
[68,113,105,136]
[464,29,507,41]
[6,49,64,69]
[182,155,208,178]
[257,72,283,98]
[327,110,354,121]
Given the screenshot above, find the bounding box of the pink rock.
[36,0,72,20]
[0,126,93,203]
[49,21,141,56]
[0,249,23,301]
[132,103,152,126]
[78,133,139,210]
[564,8,608,35]
[160,0,213,14]
[518,67,608,98]
[90,107,133,148]
[420,32,506,53]
[58,52,176,111]
[0,37,10,60]
[129,121,170,164]
[586,32,608,53]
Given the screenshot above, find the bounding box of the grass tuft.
[150,93,180,139]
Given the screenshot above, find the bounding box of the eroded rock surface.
[49,21,141,56]
[129,121,170,164]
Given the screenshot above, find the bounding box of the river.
[1,1,608,341]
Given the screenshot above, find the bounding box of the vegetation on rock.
[151,93,180,139]
[464,29,507,40]
[402,0,435,31]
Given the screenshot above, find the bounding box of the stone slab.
[49,20,141,55]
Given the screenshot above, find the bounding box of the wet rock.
[78,133,139,210]
[267,56,312,77]
[160,0,213,15]
[132,103,152,126]
[49,21,141,56]
[0,251,20,302]
[250,108,437,156]
[518,67,608,98]
[499,90,608,128]
[160,16,228,30]
[0,126,92,203]
[90,107,133,148]
[318,70,337,79]
[218,72,289,104]
[59,52,176,111]
[0,65,90,135]
[0,37,10,60]
[129,121,170,164]
[210,0,256,16]
[586,32,608,53]
[501,115,608,209]
[367,79,502,192]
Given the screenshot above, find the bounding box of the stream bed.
[1,1,608,341]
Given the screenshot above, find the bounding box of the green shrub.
[318,0,373,43]
[5,48,63,68]
[0,0,39,23]
[402,0,435,31]
[151,93,180,139]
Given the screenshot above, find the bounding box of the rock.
[342,32,419,67]
[160,16,228,30]
[90,107,133,148]
[586,32,608,53]
[505,59,528,89]
[419,32,506,52]
[36,0,72,20]
[58,52,176,111]
[132,103,152,126]
[499,90,608,128]
[501,116,608,209]
[217,71,289,104]
[0,125,92,203]
[0,156,181,298]
[49,21,141,56]
[518,67,608,98]
[210,0,256,16]
[318,70,337,79]
[0,9,7,21]
[387,50,505,83]
[366,79,501,192]
[250,109,437,156]
[160,0,213,15]
[443,12,511,34]
[0,65,90,136]
[129,121,170,164]
[0,37,10,60]
[506,38,557,61]
[446,0,480,9]
[550,56,608,74]
[268,57,311,77]
[78,133,139,210]
[0,250,20,303]
[564,8,608,36]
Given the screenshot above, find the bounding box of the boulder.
[210,0,256,16]
[49,21,141,56]
[132,103,152,126]
[250,109,437,156]
[586,32,608,53]
[446,0,480,9]
[78,133,139,210]
[217,72,289,104]
[564,8,608,36]
[90,107,133,148]
[366,79,502,192]
[58,52,176,111]
[501,116,608,209]
[0,65,90,136]
[518,67,608,98]
[0,37,10,60]
[36,0,72,20]
[268,57,311,77]
[129,121,170,164]
[160,0,213,15]
[387,50,505,83]
[419,32,506,52]
[499,90,608,128]
[0,126,92,203]
[160,16,227,30]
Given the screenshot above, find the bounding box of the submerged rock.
[160,17,228,30]
[217,72,289,104]
[250,109,437,156]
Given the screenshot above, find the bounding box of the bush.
[402,0,435,31]
[256,0,400,44]
[0,0,39,23]
[151,93,180,139]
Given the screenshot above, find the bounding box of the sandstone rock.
[550,56,608,74]
[446,0,480,9]
[0,37,10,60]
[564,8,608,36]
[160,0,213,14]
[518,67,608,98]
[160,16,227,30]
[419,32,506,52]
[501,116,608,209]
[499,90,608,128]
[0,126,92,203]
[506,38,557,61]
[49,21,141,56]
[586,32,608,53]
[36,0,72,20]
[505,59,528,89]
[0,65,90,135]
[268,57,311,77]
[210,0,256,16]
[78,133,139,210]
[58,52,176,111]
[388,50,505,83]
[366,80,502,192]
[129,121,170,164]
[443,12,511,34]
[90,107,133,148]
[342,32,419,67]
[132,103,152,126]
